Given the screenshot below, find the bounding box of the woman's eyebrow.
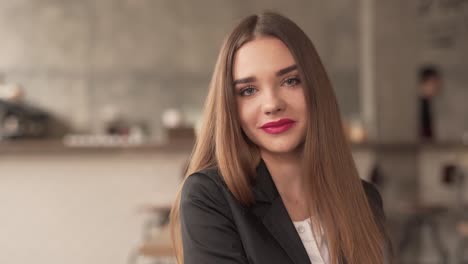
[233,76,256,86]
[232,64,297,86]
[276,64,297,76]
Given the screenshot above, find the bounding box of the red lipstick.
[260,118,296,134]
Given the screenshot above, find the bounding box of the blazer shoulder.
[179,167,248,263]
[361,179,383,209]
[180,166,228,206]
[360,179,386,225]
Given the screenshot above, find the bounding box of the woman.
[170,11,391,264]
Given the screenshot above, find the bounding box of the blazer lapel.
[249,159,382,264]
[250,159,312,264]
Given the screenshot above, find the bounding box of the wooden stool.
[128,204,175,264]
[136,234,175,264]
[398,205,448,264]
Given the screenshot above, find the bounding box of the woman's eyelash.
[237,76,301,97]
[282,76,301,86]
[238,86,257,96]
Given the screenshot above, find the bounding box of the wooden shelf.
[0,139,194,155]
[1,138,468,155]
[352,141,468,151]
[139,243,174,257]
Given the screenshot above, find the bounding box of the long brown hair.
[170,11,388,264]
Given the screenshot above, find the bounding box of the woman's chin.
[260,142,303,155]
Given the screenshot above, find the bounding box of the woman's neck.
[260,150,305,204]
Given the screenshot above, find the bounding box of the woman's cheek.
[238,111,255,141]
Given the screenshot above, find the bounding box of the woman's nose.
[262,90,285,115]
[265,106,283,115]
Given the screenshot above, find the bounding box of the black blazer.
[180,159,387,264]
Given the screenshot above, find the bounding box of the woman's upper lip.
[260,118,296,128]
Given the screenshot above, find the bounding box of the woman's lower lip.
[261,122,295,134]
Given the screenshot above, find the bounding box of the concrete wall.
[0,0,360,139]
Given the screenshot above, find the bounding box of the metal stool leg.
[457,237,468,264]
[398,214,448,264]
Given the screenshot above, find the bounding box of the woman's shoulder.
[360,179,383,209]
[180,166,228,204]
[179,166,236,223]
[360,179,386,225]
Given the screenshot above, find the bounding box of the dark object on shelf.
[419,97,434,140]
[166,126,195,142]
[442,163,465,184]
[441,163,465,209]
[442,164,456,183]
[106,120,131,135]
[418,65,441,141]
[0,99,51,139]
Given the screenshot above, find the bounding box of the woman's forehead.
[232,36,296,80]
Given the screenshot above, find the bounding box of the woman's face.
[232,36,307,155]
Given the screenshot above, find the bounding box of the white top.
[292,217,330,264]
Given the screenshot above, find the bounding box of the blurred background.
[0,0,467,263]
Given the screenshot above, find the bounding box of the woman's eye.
[283,77,301,87]
[239,87,257,96]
